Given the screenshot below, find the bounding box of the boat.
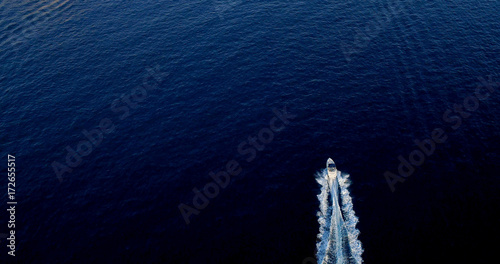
[326,158,337,181]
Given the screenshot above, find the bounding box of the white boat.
[326,158,337,181]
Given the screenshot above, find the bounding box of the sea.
[0,0,499,263]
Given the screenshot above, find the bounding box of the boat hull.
[326,158,337,182]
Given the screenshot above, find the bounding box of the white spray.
[316,169,363,264]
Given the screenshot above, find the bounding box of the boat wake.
[316,168,363,264]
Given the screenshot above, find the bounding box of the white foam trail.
[338,172,364,264]
[316,171,332,264]
[315,169,363,264]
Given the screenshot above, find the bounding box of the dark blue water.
[1,0,500,263]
